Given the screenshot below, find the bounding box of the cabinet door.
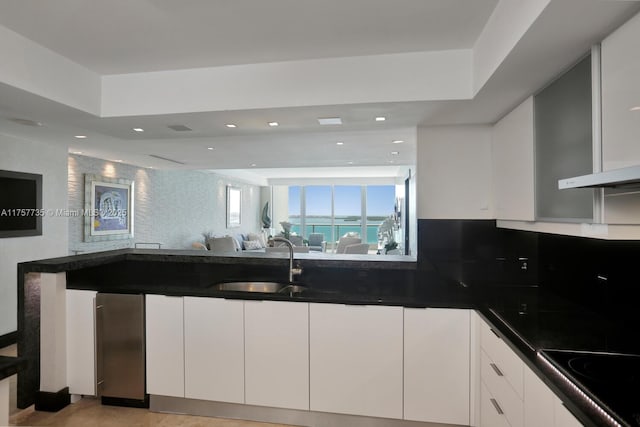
[244,300,309,410]
[601,11,640,224]
[554,398,583,427]
[66,289,97,396]
[184,297,244,403]
[480,382,511,427]
[492,97,535,221]
[145,294,184,397]
[404,308,470,425]
[524,366,555,427]
[309,303,403,419]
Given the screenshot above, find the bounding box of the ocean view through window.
[287,185,396,247]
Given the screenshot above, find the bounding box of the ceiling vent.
[167,124,192,132]
[9,117,43,127]
[149,154,186,165]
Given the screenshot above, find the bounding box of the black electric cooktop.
[541,349,640,427]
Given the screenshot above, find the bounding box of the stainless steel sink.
[211,282,308,296]
[212,282,286,293]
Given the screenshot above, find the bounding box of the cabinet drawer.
[481,381,512,427]
[481,350,523,427]
[480,318,524,398]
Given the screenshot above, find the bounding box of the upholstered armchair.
[335,236,361,253]
[307,233,326,252]
[344,243,370,254]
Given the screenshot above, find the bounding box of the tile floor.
[10,398,294,427]
[1,344,292,427]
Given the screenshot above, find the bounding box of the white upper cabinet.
[602,10,640,171]
[417,125,494,219]
[309,303,403,419]
[184,297,244,404]
[244,300,309,410]
[404,308,471,425]
[145,294,184,398]
[492,97,535,221]
[601,10,640,224]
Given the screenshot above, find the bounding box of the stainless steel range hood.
[558,165,640,189]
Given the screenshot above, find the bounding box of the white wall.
[0,135,68,336]
[416,125,493,219]
[68,154,262,252]
[271,185,290,236]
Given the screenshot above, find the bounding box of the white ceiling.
[0,0,639,183]
[0,0,497,74]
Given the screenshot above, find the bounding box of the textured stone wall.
[68,154,261,252]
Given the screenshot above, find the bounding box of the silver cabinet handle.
[490,362,504,377]
[490,398,504,415]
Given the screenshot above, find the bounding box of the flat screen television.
[0,169,43,238]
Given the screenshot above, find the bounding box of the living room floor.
[10,398,294,427]
[2,345,293,427]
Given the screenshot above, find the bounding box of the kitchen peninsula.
[17,246,630,427]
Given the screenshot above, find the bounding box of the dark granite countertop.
[18,249,634,426]
[19,248,417,273]
[478,287,639,427]
[0,356,27,381]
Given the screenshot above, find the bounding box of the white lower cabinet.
[244,300,309,410]
[481,381,512,427]
[184,297,244,404]
[309,303,403,419]
[145,294,184,397]
[404,308,471,425]
[525,366,583,427]
[66,289,97,396]
[554,397,583,427]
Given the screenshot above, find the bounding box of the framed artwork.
[227,186,241,228]
[84,174,134,242]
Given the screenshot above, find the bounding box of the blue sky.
[288,185,395,217]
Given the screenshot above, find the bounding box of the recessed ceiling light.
[630,106,640,111]
[71,151,83,155]
[226,123,237,128]
[375,116,386,122]
[336,142,344,146]
[268,122,279,127]
[318,117,342,125]
[207,147,214,150]
[392,140,404,144]
[391,151,399,155]
[389,160,395,164]
[133,128,144,132]
[250,163,257,167]
[347,161,354,165]
[74,135,87,139]
[114,159,123,163]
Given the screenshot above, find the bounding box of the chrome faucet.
[269,237,303,283]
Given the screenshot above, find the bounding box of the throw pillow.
[247,232,266,248]
[243,240,263,250]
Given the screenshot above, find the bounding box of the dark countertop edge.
[19,248,417,273]
[477,308,619,427]
[66,283,473,309]
[0,356,28,381]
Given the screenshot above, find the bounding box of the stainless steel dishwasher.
[96,293,148,407]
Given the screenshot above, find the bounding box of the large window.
[287,185,396,247]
